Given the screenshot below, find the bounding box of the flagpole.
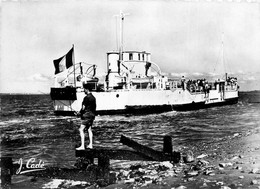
[73,44,76,88]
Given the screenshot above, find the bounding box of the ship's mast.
[73,44,76,87]
[116,11,129,61]
[221,32,227,80]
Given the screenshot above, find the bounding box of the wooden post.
[1,157,13,189]
[120,135,166,161]
[172,151,181,164]
[163,135,172,154]
[163,136,181,163]
[98,156,110,184]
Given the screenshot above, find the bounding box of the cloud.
[170,72,187,78]
[237,70,245,74]
[170,72,224,79]
[28,73,51,82]
[192,72,204,76]
[234,71,259,82]
[242,75,256,81]
[207,72,220,77]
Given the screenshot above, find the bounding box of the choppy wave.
[0,119,31,127]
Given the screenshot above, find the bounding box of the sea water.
[0,92,259,168]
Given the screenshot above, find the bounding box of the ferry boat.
[50,12,239,115]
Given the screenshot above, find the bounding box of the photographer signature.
[16,158,46,174]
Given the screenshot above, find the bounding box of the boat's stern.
[50,87,82,115]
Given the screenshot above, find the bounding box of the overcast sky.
[1,0,260,93]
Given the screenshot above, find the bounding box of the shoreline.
[9,127,260,189]
[104,129,260,189]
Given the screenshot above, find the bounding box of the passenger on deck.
[76,84,96,150]
[181,76,185,90]
[204,82,209,98]
[195,81,199,91]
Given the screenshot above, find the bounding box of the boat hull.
[53,98,238,115]
[52,88,239,115]
[172,97,238,111]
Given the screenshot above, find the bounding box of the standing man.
[181,76,186,90]
[76,84,96,150]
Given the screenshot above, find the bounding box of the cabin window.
[142,54,145,61]
[129,53,133,60]
[138,54,140,60]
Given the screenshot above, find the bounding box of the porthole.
[116,94,119,98]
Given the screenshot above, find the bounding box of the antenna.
[73,44,76,87]
[222,32,228,77]
[222,32,224,70]
[212,32,227,77]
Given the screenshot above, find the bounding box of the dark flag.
[53,47,74,74]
